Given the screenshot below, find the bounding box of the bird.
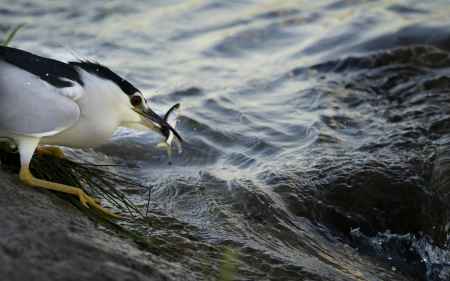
[0,45,183,217]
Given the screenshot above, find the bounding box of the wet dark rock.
[273,46,450,280]
[317,159,447,243]
[0,169,171,281]
[351,232,427,281]
[289,46,450,246]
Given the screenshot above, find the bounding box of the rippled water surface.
[2,1,450,280]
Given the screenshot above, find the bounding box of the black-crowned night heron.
[0,46,182,217]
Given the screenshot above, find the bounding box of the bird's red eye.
[130,95,142,107]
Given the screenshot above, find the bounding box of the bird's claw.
[19,167,120,219]
[75,188,119,219]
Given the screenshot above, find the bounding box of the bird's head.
[128,91,183,144]
[69,61,183,145]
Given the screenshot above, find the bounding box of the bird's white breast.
[41,70,132,148]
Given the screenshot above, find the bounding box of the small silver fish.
[157,103,182,159]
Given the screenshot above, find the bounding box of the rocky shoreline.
[0,169,174,281]
[0,166,419,281]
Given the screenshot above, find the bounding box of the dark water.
[2,1,450,280]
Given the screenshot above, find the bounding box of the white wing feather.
[0,62,81,137]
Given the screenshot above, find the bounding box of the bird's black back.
[0,46,139,95]
[0,46,83,88]
[69,60,139,95]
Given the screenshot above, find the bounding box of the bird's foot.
[75,189,119,218]
[36,146,65,159]
[19,167,120,219]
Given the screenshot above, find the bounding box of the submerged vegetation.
[219,248,239,281]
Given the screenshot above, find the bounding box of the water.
[1,0,450,280]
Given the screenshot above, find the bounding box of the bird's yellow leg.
[34,146,102,205]
[36,146,65,159]
[19,166,119,219]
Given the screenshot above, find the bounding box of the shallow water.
[2,0,450,280]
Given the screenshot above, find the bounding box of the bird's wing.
[0,46,83,88]
[0,62,81,137]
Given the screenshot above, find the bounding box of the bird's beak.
[133,104,183,144]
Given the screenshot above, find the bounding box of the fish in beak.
[133,103,183,157]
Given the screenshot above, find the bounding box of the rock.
[0,169,171,281]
